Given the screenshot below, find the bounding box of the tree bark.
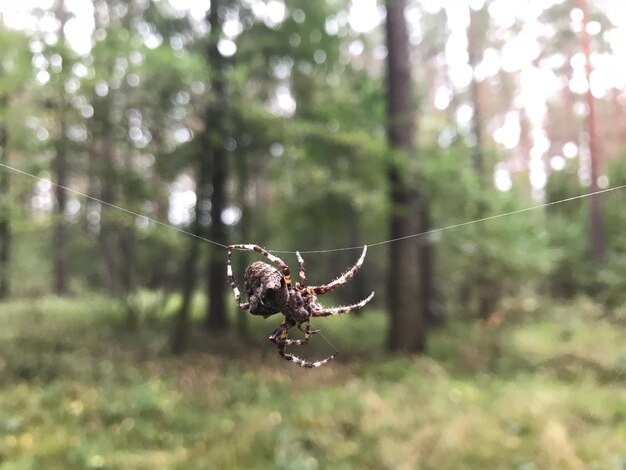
[171,150,212,353]
[119,146,135,295]
[385,0,426,353]
[204,0,229,332]
[468,6,494,320]
[235,150,250,335]
[94,130,122,295]
[578,0,606,265]
[468,8,485,181]
[52,0,69,296]
[53,104,69,295]
[171,237,201,354]
[418,201,440,325]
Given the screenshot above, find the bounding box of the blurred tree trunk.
[171,237,201,354]
[116,1,142,296]
[172,1,233,350]
[468,8,486,181]
[418,203,440,325]
[86,6,117,295]
[204,0,229,332]
[609,88,625,160]
[52,100,69,295]
[235,151,250,336]
[385,0,426,353]
[578,0,606,265]
[468,6,496,320]
[89,4,140,297]
[52,0,69,296]
[89,115,128,296]
[97,131,121,294]
[517,109,533,191]
[171,162,209,354]
[0,117,9,298]
[119,152,135,294]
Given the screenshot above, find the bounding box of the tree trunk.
[52,0,69,296]
[385,0,426,353]
[171,161,210,354]
[172,246,201,354]
[119,147,135,295]
[468,6,493,320]
[204,0,229,332]
[172,1,232,349]
[95,131,122,295]
[418,201,441,325]
[53,106,69,295]
[235,151,250,336]
[468,8,485,181]
[578,0,606,265]
[171,221,203,354]
[0,120,10,299]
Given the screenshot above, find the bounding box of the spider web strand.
[0,162,229,249]
[318,330,339,354]
[1,162,624,255]
[274,183,626,254]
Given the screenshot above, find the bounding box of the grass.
[0,295,625,469]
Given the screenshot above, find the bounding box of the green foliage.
[421,144,555,319]
[0,0,624,400]
[0,297,624,467]
[597,157,626,310]
[0,27,34,113]
[544,163,590,298]
[1,0,621,316]
[544,157,626,312]
[1,1,625,466]
[0,26,40,167]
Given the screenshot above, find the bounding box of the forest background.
[0,0,625,467]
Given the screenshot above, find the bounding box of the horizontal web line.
[1,162,624,255]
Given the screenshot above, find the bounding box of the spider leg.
[269,319,307,346]
[311,291,375,317]
[229,244,292,287]
[227,246,250,310]
[298,320,320,336]
[296,251,306,289]
[269,320,318,346]
[278,349,337,369]
[306,245,367,296]
[269,319,336,368]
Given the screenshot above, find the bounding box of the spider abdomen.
[244,261,288,317]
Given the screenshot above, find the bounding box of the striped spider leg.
[296,251,307,290]
[229,243,292,287]
[227,245,250,310]
[305,245,369,296]
[304,245,375,316]
[311,291,375,317]
[269,319,335,369]
[268,319,319,347]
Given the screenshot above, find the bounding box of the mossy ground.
[0,295,624,469]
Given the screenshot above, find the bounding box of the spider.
[227,244,374,368]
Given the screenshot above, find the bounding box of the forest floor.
[0,295,625,469]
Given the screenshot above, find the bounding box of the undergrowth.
[0,295,624,469]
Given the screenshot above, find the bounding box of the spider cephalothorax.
[227,244,374,368]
